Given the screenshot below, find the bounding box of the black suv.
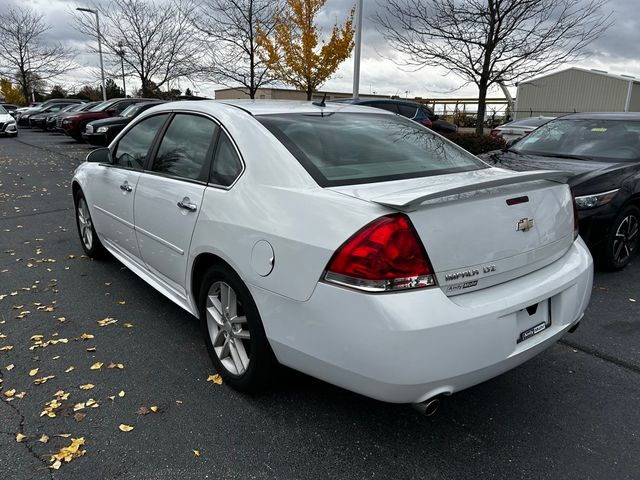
[332,98,458,134]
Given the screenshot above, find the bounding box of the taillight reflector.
[324,214,436,292]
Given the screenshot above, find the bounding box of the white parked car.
[0,104,18,136]
[491,116,555,143]
[71,100,593,409]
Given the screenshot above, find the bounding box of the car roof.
[560,112,640,121]
[149,99,395,116]
[332,98,425,107]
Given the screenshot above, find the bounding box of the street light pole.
[117,41,126,97]
[352,0,363,100]
[77,7,107,101]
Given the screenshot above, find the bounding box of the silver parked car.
[491,116,555,143]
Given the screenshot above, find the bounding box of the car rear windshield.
[257,113,486,186]
[511,118,640,161]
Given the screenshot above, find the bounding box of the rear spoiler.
[370,170,571,210]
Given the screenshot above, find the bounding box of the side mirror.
[86,147,112,164]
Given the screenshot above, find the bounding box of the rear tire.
[602,205,640,270]
[74,190,107,259]
[199,263,277,393]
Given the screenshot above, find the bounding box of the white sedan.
[71,100,593,409]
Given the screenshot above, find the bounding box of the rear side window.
[368,102,399,114]
[113,114,169,170]
[258,113,486,187]
[397,104,419,118]
[210,132,242,187]
[152,114,218,181]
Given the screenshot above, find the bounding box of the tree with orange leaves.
[257,0,354,100]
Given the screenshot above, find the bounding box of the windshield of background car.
[0,105,7,114]
[257,113,487,186]
[120,105,141,118]
[89,101,114,112]
[511,118,640,161]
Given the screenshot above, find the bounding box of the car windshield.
[90,101,115,112]
[511,118,640,161]
[0,105,7,114]
[120,104,141,118]
[257,113,486,187]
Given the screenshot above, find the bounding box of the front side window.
[152,114,218,181]
[368,102,398,114]
[258,113,486,187]
[512,119,640,160]
[112,114,168,170]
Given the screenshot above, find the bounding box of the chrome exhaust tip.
[412,397,441,416]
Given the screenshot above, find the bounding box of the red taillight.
[421,118,433,128]
[324,214,436,292]
[490,129,500,137]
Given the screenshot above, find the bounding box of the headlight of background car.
[96,126,109,133]
[574,189,619,209]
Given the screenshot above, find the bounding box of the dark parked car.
[47,102,101,131]
[332,98,458,134]
[17,98,84,126]
[82,101,166,146]
[28,104,72,129]
[61,98,153,141]
[482,112,640,270]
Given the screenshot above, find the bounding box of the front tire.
[74,190,107,258]
[602,205,640,270]
[199,264,277,393]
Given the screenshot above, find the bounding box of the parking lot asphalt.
[0,129,639,480]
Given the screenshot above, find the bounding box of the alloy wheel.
[612,213,639,265]
[77,198,94,251]
[206,281,251,376]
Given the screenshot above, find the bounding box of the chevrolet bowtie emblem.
[516,218,535,232]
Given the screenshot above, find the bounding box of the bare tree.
[374,0,612,133]
[74,0,205,98]
[191,0,283,99]
[0,7,75,104]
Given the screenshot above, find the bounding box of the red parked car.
[61,98,153,141]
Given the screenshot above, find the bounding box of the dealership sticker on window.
[591,128,607,132]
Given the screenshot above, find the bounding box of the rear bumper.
[250,238,593,403]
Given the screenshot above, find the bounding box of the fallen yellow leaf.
[150,405,159,413]
[49,437,86,468]
[16,433,27,442]
[29,368,39,377]
[34,375,56,385]
[123,323,134,328]
[3,388,16,398]
[118,390,125,398]
[6,364,15,371]
[0,345,13,351]
[90,362,103,370]
[65,366,75,373]
[79,333,94,340]
[79,383,95,390]
[97,317,117,327]
[39,434,49,444]
[107,362,124,369]
[207,374,223,385]
[193,450,200,457]
[118,424,134,432]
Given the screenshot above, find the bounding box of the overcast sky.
[2,0,638,101]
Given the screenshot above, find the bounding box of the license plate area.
[516,299,551,343]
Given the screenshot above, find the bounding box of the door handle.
[177,198,197,212]
[120,182,132,192]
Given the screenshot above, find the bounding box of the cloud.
[2,0,639,99]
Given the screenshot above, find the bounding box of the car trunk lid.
[328,168,575,295]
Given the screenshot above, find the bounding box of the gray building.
[514,67,640,119]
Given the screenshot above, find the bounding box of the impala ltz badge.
[516,218,535,232]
